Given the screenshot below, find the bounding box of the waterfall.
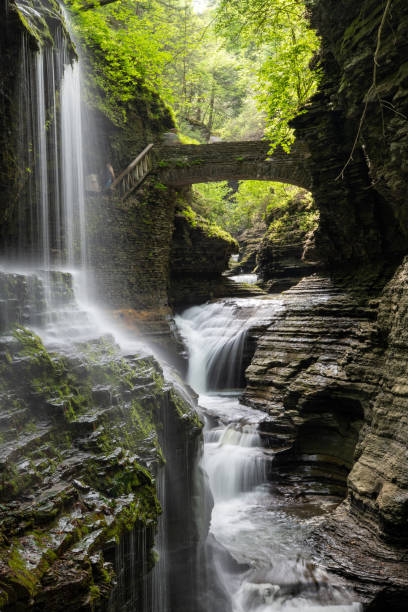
[35,50,50,271]
[16,17,87,273]
[175,299,270,393]
[60,60,87,270]
[176,298,363,612]
[204,423,266,502]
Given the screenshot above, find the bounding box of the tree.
[67,0,266,141]
[215,0,320,150]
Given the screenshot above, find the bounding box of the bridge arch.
[157,140,312,191]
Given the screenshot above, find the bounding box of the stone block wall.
[87,183,178,312]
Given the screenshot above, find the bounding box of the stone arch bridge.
[158,140,312,190]
[111,140,312,200]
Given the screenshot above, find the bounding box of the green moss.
[266,191,319,243]
[169,389,203,431]
[89,583,101,603]
[154,182,168,191]
[179,205,238,248]
[14,0,74,51]
[178,132,200,145]
[6,546,38,598]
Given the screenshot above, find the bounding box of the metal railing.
[110,143,154,200]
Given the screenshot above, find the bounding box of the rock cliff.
[243,0,408,606]
[245,267,408,606]
[168,204,239,308]
[257,191,319,292]
[0,269,204,610]
[296,0,408,266]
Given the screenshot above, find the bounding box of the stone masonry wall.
[87,183,177,312]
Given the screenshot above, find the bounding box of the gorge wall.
[243,0,408,607]
[297,0,408,266]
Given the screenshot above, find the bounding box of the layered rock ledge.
[244,265,408,606]
[0,270,203,610]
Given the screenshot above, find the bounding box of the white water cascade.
[16,22,87,277]
[60,60,87,271]
[176,298,363,612]
[176,298,277,393]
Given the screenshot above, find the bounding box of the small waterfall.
[175,299,266,392]
[229,273,259,285]
[176,298,363,612]
[204,423,266,502]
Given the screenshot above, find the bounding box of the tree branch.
[336,0,393,180]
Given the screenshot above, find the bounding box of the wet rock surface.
[0,269,203,611]
[295,0,408,266]
[244,267,408,604]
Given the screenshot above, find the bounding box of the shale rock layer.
[245,267,408,604]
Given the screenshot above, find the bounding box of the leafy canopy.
[216,0,320,150]
[193,180,311,235]
[67,0,200,124]
[66,0,266,140]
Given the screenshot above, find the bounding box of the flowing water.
[16,13,87,275]
[176,298,280,393]
[176,299,363,612]
[229,273,259,285]
[2,5,176,610]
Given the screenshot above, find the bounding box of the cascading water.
[229,273,259,286]
[176,298,363,612]
[60,59,87,271]
[2,4,176,610]
[177,298,275,393]
[15,7,87,274]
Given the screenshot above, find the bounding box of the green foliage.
[216,0,321,150]
[266,189,319,241]
[193,180,310,235]
[66,0,181,124]
[65,0,319,146]
[180,204,238,247]
[192,181,232,223]
[66,1,266,140]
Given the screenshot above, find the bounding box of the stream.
[176,296,363,612]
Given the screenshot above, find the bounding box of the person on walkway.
[102,163,115,190]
